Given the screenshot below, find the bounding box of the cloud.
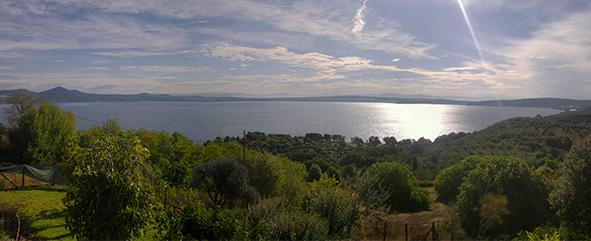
[442,66,476,72]
[352,0,368,36]
[91,50,187,58]
[391,58,400,62]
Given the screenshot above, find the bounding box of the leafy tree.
[550,136,591,239]
[9,101,76,164]
[456,156,555,239]
[359,161,430,212]
[193,157,258,207]
[434,156,485,203]
[368,136,381,146]
[307,163,322,182]
[3,89,44,127]
[383,136,397,145]
[62,131,162,240]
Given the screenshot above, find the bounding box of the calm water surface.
[57,102,561,143]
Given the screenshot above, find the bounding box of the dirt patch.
[361,187,464,240]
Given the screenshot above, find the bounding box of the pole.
[22,173,25,188]
[243,130,246,163]
[383,221,387,241]
[432,222,436,240]
[405,223,408,241]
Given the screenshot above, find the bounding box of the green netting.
[0,164,66,186]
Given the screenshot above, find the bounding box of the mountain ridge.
[1,87,590,110]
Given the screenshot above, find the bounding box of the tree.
[456,156,555,239]
[193,157,258,207]
[434,156,485,203]
[62,131,162,240]
[383,136,397,145]
[359,161,430,212]
[9,101,76,164]
[550,136,591,239]
[3,89,44,127]
[368,136,381,146]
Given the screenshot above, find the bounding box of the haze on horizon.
[1,0,590,100]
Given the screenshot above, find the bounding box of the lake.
[53,101,561,143]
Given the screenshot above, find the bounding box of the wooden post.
[243,130,246,163]
[451,232,454,241]
[432,222,437,240]
[405,223,408,241]
[383,221,387,241]
[22,173,25,188]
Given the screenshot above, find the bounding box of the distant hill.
[0,87,590,110]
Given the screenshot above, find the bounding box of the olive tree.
[62,131,162,240]
[193,157,259,207]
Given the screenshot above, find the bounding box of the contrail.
[352,0,368,36]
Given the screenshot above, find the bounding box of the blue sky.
[1,0,590,100]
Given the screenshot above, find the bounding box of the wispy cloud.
[352,0,368,36]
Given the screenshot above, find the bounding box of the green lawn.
[0,186,73,240]
[0,185,163,240]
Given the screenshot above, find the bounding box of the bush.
[238,198,329,240]
[62,132,162,240]
[181,201,236,240]
[455,156,555,239]
[359,161,430,213]
[434,156,485,203]
[303,174,361,239]
[0,202,35,240]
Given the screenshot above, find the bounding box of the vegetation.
[62,130,162,240]
[3,89,591,240]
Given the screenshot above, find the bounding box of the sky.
[1,0,591,100]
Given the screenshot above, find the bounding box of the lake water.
[53,101,561,143]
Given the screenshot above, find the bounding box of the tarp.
[0,164,66,186]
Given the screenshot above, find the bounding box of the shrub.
[456,156,555,239]
[303,174,361,239]
[62,132,162,240]
[239,198,329,240]
[181,201,236,240]
[359,161,430,213]
[434,156,485,203]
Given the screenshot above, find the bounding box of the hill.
[1,87,590,110]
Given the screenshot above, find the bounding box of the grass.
[0,174,73,240]
[0,174,162,240]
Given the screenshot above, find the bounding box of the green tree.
[9,101,76,164]
[434,156,485,203]
[193,157,258,207]
[550,136,591,239]
[3,89,44,127]
[62,131,162,240]
[456,156,555,239]
[359,161,430,213]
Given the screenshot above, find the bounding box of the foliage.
[9,101,76,164]
[434,156,486,203]
[2,89,44,127]
[239,198,329,241]
[193,157,259,207]
[455,156,556,239]
[0,202,36,240]
[181,200,236,240]
[514,222,563,241]
[62,131,162,240]
[550,136,591,240]
[303,174,361,239]
[359,161,430,213]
